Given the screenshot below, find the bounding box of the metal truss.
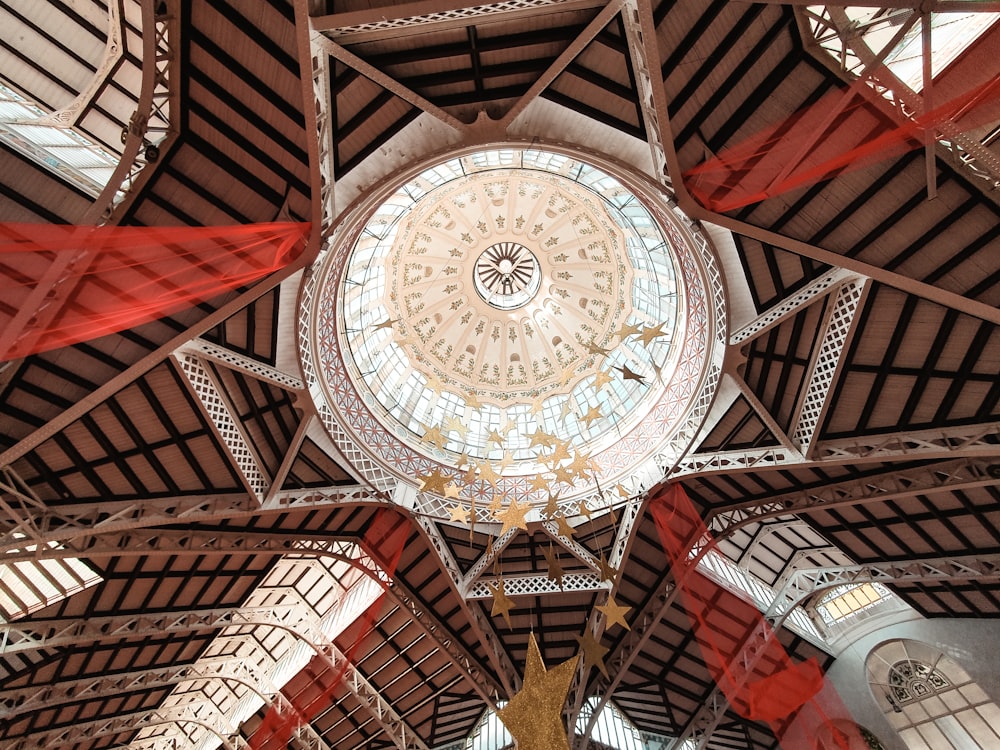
[7,703,248,750]
[173,352,271,500]
[621,0,669,185]
[178,339,305,391]
[0,482,382,554]
[414,513,520,697]
[0,601,428,750]
[313,0,608,43]
[705,457,1000,535]
[468,571,608,599]
[1,530,503,705]
[568,496,644,746]
[671,551,1000,750]
[730,270,860,345]
[789,279,868,457]
[673,421,1000,477]
[460,527,520,594]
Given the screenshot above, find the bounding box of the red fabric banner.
[650,483,864,747]
[0,221,309,361]
[682,73,1000,213]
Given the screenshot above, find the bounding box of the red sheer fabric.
[248,511,411,750]
[0,221,309,361]
[682,73,1000,213]
[650,483,863,748]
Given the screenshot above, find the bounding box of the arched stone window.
[867,639,1000,749]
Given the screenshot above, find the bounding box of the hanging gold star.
[497,450,515,471]
[442,415,468,439]
[501,417,518,433]
[559,398,573,420]
[593,369,614,388]
[421,424,449,449]
[475,458,501,489]
[372,317,398,331]
[443,482,461,499]
[548,439,572,464]
[557,366,576,387]
[449,503,470,524]
[639,321,668,346]
[577,500,592,519]
[496,634,578,750]
[597,596,632,631]
[455,451,472,469]
[543,546,565,589]
[579,404,603,428]
[497,497,530,535]
[418,467,452,495]
[529,428,557,449]
[596,552,618,583]
[530,474,551,493]
[543,492,561,519]
[615,482,631,499]
[424,374,445,394]
[465,391,483,408]
[488,493,505,515]
[552,463,576,485]
[575,629,610,678]
[490,578,516,628]
[555,515,576,538]
[529,395,545,415]
[616,364,646,383]
[487,429,505,448]
[586,340,610,356]
[614,320,643,339]
[569,451,597,478]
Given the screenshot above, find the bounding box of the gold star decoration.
[543,491,561,518]
[586,339,610,356]
[596,552,618,584]
[577,500,592,519]
[442,415,468,439]
[372,317,398,331]
[529,395,545,415]
[424,374,445,394]
[475,458,501,489]
[490,578,516,628]
[552,463,576,485]
[465,391,483,408]
[593,369,614,388]
[548,439,572,464]
[597,596,632,630]
[559,398,573,420]
[496,634,579,750]
[443,482,461,499]
[497,497,530,535]
[530,474,551,493]
[557,366,576,387]
[421,424,449,449]
[487,429,505,448]
[568,451,596,480]
[555,514,576,538]
[616,364,646,383]
[448,503,470,524]
[418,467,453,495]
[543,545,565,589]
[497,450,515,471]
[529,428,557,449]
[579,404,603,428]
[614,320,643,339]
[639,321,668,346]
[575,629,610,678]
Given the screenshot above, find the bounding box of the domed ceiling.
[301,147,726,519]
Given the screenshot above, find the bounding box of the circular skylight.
[301,145,725,516]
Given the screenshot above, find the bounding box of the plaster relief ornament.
[302,146,726,523]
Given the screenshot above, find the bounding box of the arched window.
[867,639,1000,749]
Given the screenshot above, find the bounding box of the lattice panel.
[791,279,866,454]
[467,571,608,599]
[184,339,304,390]
[174,353,269,500]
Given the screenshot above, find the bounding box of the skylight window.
[817,582,889,624]
[0,539,102,620]
[805,6,999,94]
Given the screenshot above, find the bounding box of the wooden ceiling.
[2,1,999,749]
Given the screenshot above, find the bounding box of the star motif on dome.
[575,630,609,678]
[372,317,398,331]
[579,404,603,428]
[597,596,631,630]
[614,320,643,339]
[638,321,668,346]
[497,497,530,535]
[418,467,453,495]
[490,578,515,628]
[443,415,468,439]
[449,503,470,524]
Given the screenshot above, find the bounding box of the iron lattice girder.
[6,702,248,750]
[672,551,1000,750]
[705,456,1000,533]
[0,603,429,750]
[0,530,503,704]
[468,571,609,599]
[673,422,1000,477]
[0,483,385,553]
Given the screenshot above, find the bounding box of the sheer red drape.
[650,483,863,748]
[0,221,309,361]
